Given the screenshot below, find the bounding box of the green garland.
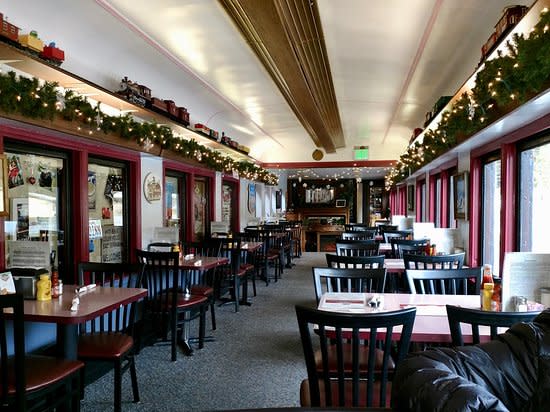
[386,8,550,190]
[0,73,278,185]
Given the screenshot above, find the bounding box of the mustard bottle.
[482,283,494,311]
[36,274,52,301]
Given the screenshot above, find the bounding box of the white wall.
[140,154,164,248]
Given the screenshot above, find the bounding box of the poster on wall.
[7,155,24,188]
[88,171,96,210]
[101,225,123,263]
[144,172,162,203]
[248,183,256,215]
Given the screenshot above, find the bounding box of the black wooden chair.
[341,231,374,241]
[312,267,387,304]
[245,228,281,284]
[382,230,412,243]
[295,305,416,407]
[0,293,84,412]
[403,252,465,270]
[336,239,379,257]
[390,238,430,258]
[215,238,249,312]
[446,304,540,345]
[325,253,384,269]
[135,249,208,361]
[181,240,220,330]
[77,262,145,412]
[406,267,482,295]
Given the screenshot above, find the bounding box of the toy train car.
[0,13,65,65]
[0,12,19,42]
[116,76,151,107]
[480,5,529,62]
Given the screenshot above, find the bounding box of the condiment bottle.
[482,283,494,311]
[36,274,52,301]
[482,264,493,284]
[51,267,59,298]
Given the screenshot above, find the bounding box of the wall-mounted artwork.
[454,171,468,220]
[248,183,256,215]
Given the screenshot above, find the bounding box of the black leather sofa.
[391,309,550,412]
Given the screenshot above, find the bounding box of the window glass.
[482,159,501,274]
[88,161,127,263]
[5,152,64,273]
[519,142,550,251]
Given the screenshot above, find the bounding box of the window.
[519,137,550,252]
[482,157,501,275]
[164,172,187,243]
[88,158,129,263]
[4,146,68,277]
[193,177,209,241]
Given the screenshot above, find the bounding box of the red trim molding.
[501,143,517,262]
[469,157,482,268]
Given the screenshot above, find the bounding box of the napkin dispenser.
[12,267,49,299]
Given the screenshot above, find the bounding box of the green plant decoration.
[386,8,550,190]
[0,71,278,185]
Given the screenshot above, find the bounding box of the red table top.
[178,256,229,270]
[20,285,147,324]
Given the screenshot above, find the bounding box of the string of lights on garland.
[385,7,550,191]
[0,71,278,185]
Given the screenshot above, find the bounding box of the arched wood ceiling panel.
[219,0,344,154]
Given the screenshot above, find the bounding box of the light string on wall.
[385,7,550,190]
[0,72,278,185]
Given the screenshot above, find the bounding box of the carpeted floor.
[80,252,325,412]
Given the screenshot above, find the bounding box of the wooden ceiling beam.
[219,0,344,154]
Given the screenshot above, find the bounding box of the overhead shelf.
[0,41,255,163]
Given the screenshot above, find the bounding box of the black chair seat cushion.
[300,378,390,408]
[2,356,84,395]
[190,284,214,296]
[314,344,394,372]
[78,333,133,359]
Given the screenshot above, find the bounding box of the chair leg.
[234,277,240,312]
[114,360,122,412]
[171,312,178,362]
[129,355,140,403]
[198,306,206,349]
[73,371,82,412]
[79,366,86,400]
[210,300,216,330]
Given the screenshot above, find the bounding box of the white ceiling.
[0,0,535,180]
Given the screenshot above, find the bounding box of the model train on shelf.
[116,76,190,127]
[0,12,65,66]
[480,5,528,63]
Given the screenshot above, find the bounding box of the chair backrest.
[295,304,416,407]
[341,231,374,240]
[382,230,412,243]
[0,293,26,410]
[403,252,465,270]
[406,267,482,295]
[336,239,379,257]
[390,238,430,258]
[147,241,176,252]
[77,262,145,335]
[312,267,387,303]
[446,304,539,345]
[325,253,384,269]
[135,249,181,313]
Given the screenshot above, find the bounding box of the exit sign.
[354,146,369,160]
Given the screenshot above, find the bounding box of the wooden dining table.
[21,285,148,359]
[318,292,483,343]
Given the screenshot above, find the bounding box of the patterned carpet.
[80,252,325,412]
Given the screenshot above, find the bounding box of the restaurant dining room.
[1,0,550,411]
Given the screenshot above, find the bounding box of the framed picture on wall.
[248,183,256,215]
[454,171,468,220]
[407,185,415,211]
